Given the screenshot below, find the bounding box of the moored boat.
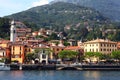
[0,63,10,71]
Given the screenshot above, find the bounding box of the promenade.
[10,63,120,70]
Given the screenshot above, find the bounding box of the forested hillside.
[51,0,120,21]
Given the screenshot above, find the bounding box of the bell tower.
[10,20,16,42]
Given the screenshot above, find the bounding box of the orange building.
[65,46,84,55]
[0,47,6,59]
[0,40,10,48]
[50,46,65,59]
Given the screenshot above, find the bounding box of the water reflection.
[0,71,120,80]
[83,71,100,80]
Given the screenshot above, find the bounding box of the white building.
[39,50,48,64]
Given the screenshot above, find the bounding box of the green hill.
[4,2,120,41]
[5,2,109,31]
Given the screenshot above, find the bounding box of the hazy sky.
[0,0,54,17]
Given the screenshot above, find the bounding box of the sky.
[0,0,54,17]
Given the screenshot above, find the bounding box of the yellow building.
[84,39,117,54]
[11,42,31,63]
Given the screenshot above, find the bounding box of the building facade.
[0,47,6,60]
[10,42,30,63]
[84,39,117,54]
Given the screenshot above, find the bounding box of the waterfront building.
[50,40,65,59]
[0,40,10,48]
[10,42,30,63]
[84,38,117,54]
[32,46,49,64]
[0,47,6,60]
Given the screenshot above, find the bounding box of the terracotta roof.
[65,46,81,50]
[0,47,5,50]
[10,41,26,46]
[84,39,117,44]
[50,46,65,48]
[0,40,10,44]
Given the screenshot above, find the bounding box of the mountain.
[51,0,120,21]
[6,2,109,31]
[3,2,120,41]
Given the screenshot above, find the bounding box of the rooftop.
[84,38,117,44]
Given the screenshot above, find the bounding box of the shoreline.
[9,64,120,71]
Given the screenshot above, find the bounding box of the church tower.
[10,20,16,42]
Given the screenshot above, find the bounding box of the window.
[42,54,46,59]
[13,46,15,50]
[110,49,111,51]
[43,50,45,53]
[96,44,98,46]
[3,52,4,57]
[20,46,21,50]
[57,49,59,51]
[101,44,102,47]
[13,30,16,33]
[20,52,21,58]
[96,49,98,52]
[110,44,111,47]
[92,49,94,52]
[90,49,91,52]
[13,52,14,55]
[112,45,114,47]
[104,44,106,47]
[101,48,102,51]
[104,49,106,51]
[15,55,19,58]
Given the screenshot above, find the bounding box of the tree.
[25,52,37,63]
[63,41,70,46]
[49,33,59,40]
[0,18,10,39]
[85,52,102,58]
[85,52,102,62]
[100,54,112,60]
[58,50,79,61]
[111,50,120,60]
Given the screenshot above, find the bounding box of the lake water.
[0,70,120,80]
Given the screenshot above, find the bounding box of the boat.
[0,63,10,71]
